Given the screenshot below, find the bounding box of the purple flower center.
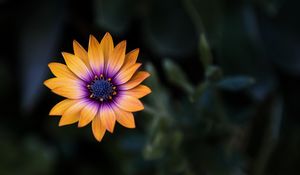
[87,75,117,102]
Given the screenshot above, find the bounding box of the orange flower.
[44,33,151,141]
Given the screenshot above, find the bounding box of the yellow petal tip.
[144,86,152,94]
[48,62,54,68]
[73,40,80,46]
[144,72,151,79]
[107,127,114,133]
[104,32,112,37]
[121,40,127,46]
[126,124,136,129]
[58,122,66,127]
[43,79,52,89]
[77,123,85,128]
[95,138,102,142]
[49,107,61,116]
[61,52,68,58]
[89,34,99,42]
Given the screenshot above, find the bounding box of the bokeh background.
[1,0,300,174]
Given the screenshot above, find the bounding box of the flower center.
[87,75,117,102]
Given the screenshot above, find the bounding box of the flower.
[44,33,151,141]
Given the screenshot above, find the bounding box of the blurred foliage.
[1,0,300,174]
[0,133,56,175]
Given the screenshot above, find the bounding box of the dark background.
[1,0,300,174]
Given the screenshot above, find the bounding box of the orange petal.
[88,35,104,75]
[92,113,106,142]
[62,52,92,81]
[116,49,139,80]
[59,100,88,126]
[114,63,141,85]
[122,48,139,70]
[121,85,151,98]
[114,95,144,112]
[106,40,126,77]
[49,99,78,115]
[48,62,77,80]
[78,102,98,127]
[113,106,135,128]
[44,78,61,89]
[73,40,90,68]
[51,86,86,99]
[120,71,150,90]
[44,77,83,90]
[100,32,114,64]
[99,104,116,133]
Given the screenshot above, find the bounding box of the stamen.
[90,94,94,98]
[87,75,118,102]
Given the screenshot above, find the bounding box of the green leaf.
[144,63,170,117]
[217,76,255,91]
[163,59,194,94]
[145,62,160,91]
[199,34,213,70]
[143,131,166,160]
[205,65,223,81]
[194,81,208,100]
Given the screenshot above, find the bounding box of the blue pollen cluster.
[87,75,117,102]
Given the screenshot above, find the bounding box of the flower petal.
[92,112,106,142]
[113,106,135,128]
[106,41,126,77]
[48,62,77,80]
[49,99,78,116]
[114,95,144,112]
[59,100,88,126]
[119,71,150,90]
[114,63,141,85]
[122,48,139,69]
[78,102,98,127]
[100,32,114,64]
[62,52,92,81]
[99,104,116,133]
[73,40,90,68]
[120,85,151,98]
[44,77,86,99]
[88,35,104,75]
[44,77,83,90]
[51,86,86,99]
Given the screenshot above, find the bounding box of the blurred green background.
[1,0,300,174]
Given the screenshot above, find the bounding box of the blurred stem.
[182,83,194,95]
[144,104,170,120]
[182,0,213,71]
[144,104,157,116]
[253,96,283,175]
[199,34,213,70]
[182,0,204,34]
